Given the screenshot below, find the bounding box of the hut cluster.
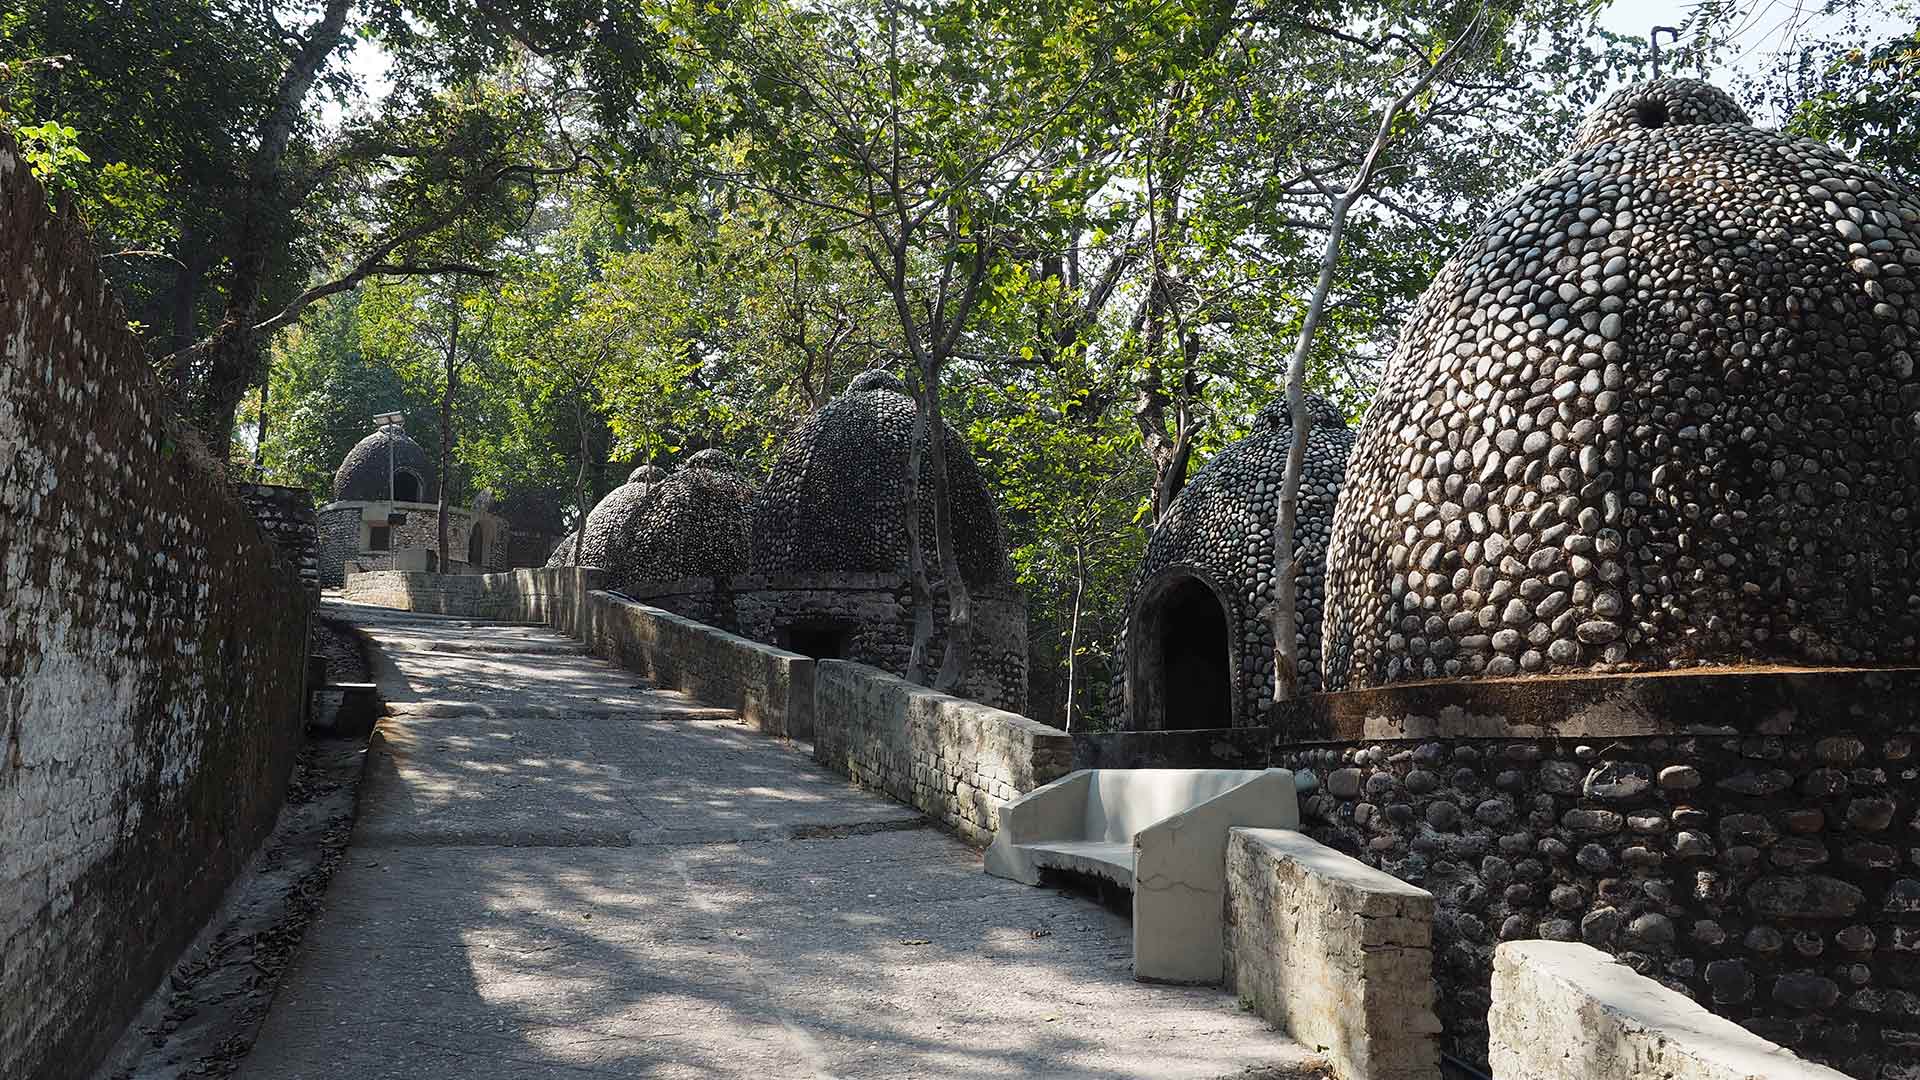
[541,370,1028,710]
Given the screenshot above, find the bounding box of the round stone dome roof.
[332,425,437,503]
[749,373,1012,586]
[1322,78,1920,689]
[1122,395,1354,716]
[611,452,757,587]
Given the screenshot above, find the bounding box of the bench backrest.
[1083,769,1271,844]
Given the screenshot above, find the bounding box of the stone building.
[316,418,559,585]
[547,465,668,569]
[1322,76,1920,691]
[1266,79,1920,1074]
[617,372,1029,712]
[1116,395,1354,729]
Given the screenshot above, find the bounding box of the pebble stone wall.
[1272,731,1919,1077]
[609,451,756,588]
[548,465,667,568]
[1117,395,1354,727]
[2,136,312,1080]
[1322,77,1920,690]
[750,370,1014,588]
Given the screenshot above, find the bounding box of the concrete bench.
[985,768,1299,984]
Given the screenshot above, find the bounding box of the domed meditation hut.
[618,371,1029,712]
[1116,394,1353,730]
[611,451,756,587]
[1240,80,1920,1073]
[548,465,668,568]
[1322,78,1920,690]
[318,415,559,585]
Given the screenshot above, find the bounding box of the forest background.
[4,0,1916,727]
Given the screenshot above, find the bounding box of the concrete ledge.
[583,592,813,738]
[1489,941,1849,1080]
[812,660,1070,845]
[1226,827,1439,1080]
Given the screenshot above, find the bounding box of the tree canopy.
[6,0,1916,725]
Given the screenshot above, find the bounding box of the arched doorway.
[1128,569,1235,730]
[467,522,485,567]
[392,469,421,503]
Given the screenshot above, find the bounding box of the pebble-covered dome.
[548,466,668,569]
[1322,78,1920,690]
[1121,396,1354,726]
[611,452,756,586]
[331,425,437,503]
[749,371,1012,586]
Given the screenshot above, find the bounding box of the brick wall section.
[811,660,1071,846]
[1225,828,1440,1080]
[1489,941,1850,1079]
[233,483,320,591]
[1,138,311,1080]
[582,594,814,739]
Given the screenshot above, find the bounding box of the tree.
[3,1,589,445]
[680,0,1188,691]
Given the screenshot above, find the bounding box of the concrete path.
[240,601,1325,1080]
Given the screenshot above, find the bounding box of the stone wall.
[582,595,814,739]
[317,504,362,586]
[1275,729,1916,1077]
[1,136,311,1080]
[319,501,545,586]
[233,483,320,591]
[811,660,1071,845]
[1225,828,1439,1080]
[624,573,1029,714]
[1489,941,1850,1079]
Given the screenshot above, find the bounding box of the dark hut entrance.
[1130,571,1234,730]
[392,469,422,503]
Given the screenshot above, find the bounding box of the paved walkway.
[241,602,1324,1079]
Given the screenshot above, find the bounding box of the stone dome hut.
[332,423,436,503]
[610,452,755,587]
[749,370,1013,586]
[1120,395,1354,729]
[548,465,668,568]
[616,372,1030,712]
[1322,77,1920,690]
[316,417,558,584]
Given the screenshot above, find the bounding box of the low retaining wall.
[1226,828,1439,1080]
[344,567,1067,840]
[1489,941,1848,1079]
[812,661,1071,845]
[582,593,813,739]
[2,135,312,1079]
[341,567,603,633]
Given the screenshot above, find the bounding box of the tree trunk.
[572,388,590,566]
[251,369,270,479]
[1064,541,1085,732]
[902,369,936,685]
[923,363,972,694]
[1271,26,1476,704]
[438,301,463,572]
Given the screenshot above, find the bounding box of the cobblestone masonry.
[1273,730,1920,1077]
[611,451,756,588]
[811,659,1072,846]
[234,482,320,591]
[1116,395,1354,727]
[1323,78,1920,689]
[750,370,1014,588]
[1,136,312,1080]
[547,465,666,569]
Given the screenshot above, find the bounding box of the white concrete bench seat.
[985,768,1300,984]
